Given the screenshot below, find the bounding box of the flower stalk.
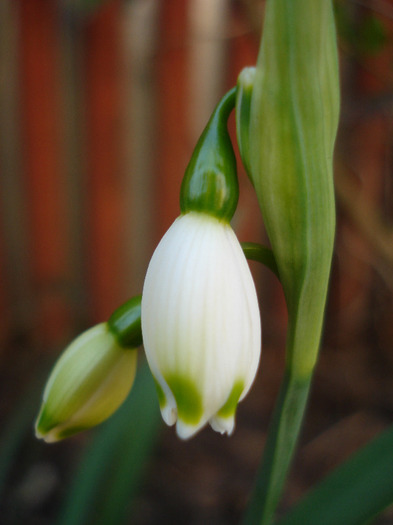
[108,295,143,348]
[238,0,340,523]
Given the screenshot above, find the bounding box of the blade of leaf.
[277,425,393,525]
[94,362,161,523]
[57,361,161,525]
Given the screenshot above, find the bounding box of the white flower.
[35,323,137,443]
[141,212,261,439]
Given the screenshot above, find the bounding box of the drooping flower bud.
[142,212,261,439]
[35,322,138,443]
[142,88,261,439]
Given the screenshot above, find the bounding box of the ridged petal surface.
[142,212,261,439]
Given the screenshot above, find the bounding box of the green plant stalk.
[108,294,142,348]
[241,0,340,523]
[241,242,279,279]
[244,372,311,525]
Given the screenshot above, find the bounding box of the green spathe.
[247,0,339,377]
[35,323,137,442]
[180,88,238,221]
[239,1,340,523]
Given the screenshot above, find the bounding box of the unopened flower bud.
[142,212,261,439]
[35,323,137,443]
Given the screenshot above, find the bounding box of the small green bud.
[180,87,238,221]
[107,295,142,348]
[35,323,137,442]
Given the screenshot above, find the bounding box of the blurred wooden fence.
[0,0,262,353]
[0,0,392,365]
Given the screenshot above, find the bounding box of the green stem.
[241,242,279,279]
[107,295,142,348]
[243,370,311,525]
[240,1,338,522]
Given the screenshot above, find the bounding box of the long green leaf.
[95,363,161,523]
[277,425,393,525]
[57,362,161,525]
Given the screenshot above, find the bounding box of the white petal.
[161,402,177,427]
[209,414,235,435]
[176,419,206,440]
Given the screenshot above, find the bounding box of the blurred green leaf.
[358,16,386,55]
[277,425,393,525]
[57,361,161,525]
[335,2,387,56]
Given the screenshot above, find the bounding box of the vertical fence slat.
[84,0,124,322]
[58,11,90,328]
[121,0,160,296]
[0,0,31,341]
[187,0,229,141]
[18,0,71,347]
[155,0,189,237]
[18,1,67,282]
